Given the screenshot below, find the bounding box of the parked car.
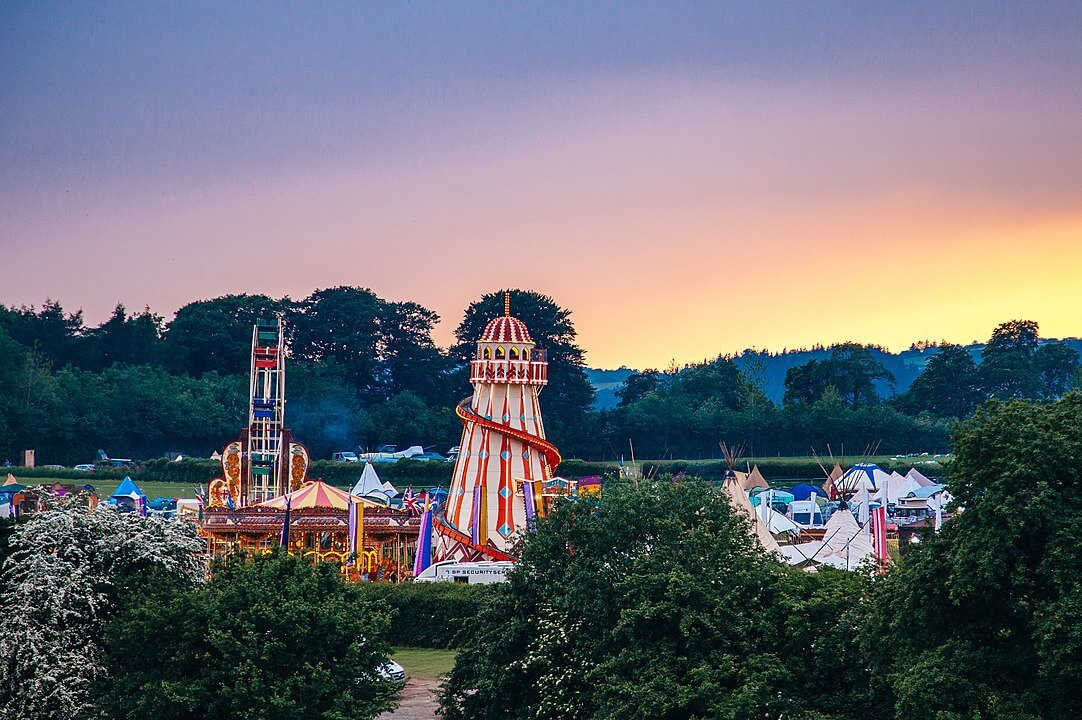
[73,464,96,472]
[377,659,407,683]
[332,452,360,462]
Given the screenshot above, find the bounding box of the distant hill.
[587,338,1082,408]
[585,367,636,410]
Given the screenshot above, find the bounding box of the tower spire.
[504,291,511,316]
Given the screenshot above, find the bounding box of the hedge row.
[9,456,943,486]
[556,457,945,481]
[355,581,496,648]
[6,458,458,489]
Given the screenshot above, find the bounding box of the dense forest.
[0,288,1078,465]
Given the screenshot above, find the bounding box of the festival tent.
[757,500,801,535]
[1,474,26,493]
[906,468,937,488]
[722,473,782,554]
[818,508,875,570]
[884,471,923,505]
[750,488,795,507]
[790,484,824,501]
[780,541,829,567]
[110,477,146,513]
[835,464,891,495]
[743,465,770,491]
[351,463,388,498]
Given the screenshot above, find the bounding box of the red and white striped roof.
[480,315,533,344]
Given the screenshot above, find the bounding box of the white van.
[787,500,825,528]
[332,452,360,462]
[414,560,513,585]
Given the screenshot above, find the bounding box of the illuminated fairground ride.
[206,317,310,508]
[432,294,562,562]
[200,317,420,580]
[201,479,420,581]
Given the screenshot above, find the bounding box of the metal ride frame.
[247,318,286,505]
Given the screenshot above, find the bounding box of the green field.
[9,476,202,500]
[391,647,458,680]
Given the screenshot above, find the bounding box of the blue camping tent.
[790,483,824,501]
[110,477,146,513]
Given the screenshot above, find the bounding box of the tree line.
[0,289,1078,465]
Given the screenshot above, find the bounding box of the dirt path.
[378,678,441,720]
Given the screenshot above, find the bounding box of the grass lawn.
[7,476,199,501]
[391,647,458,680]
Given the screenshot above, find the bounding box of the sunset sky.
[3,2,1081,369]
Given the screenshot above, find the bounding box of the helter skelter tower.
[432,294,562,562]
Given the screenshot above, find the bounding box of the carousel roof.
[260,480,350,511]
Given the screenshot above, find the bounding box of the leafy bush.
[354,581,495,648]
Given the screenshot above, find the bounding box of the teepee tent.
[722,473,782,554]
[743,465,770,491]
[819,508,875,570]
[351,463,385,497]
[884,471,922,504]
[822,463,844,495]
[835,463,890,495]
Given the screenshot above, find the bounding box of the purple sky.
[3,2,1082,367]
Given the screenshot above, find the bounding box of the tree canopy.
[101,551,399,720]
[863,392,1082,719]
[439,478,878,720]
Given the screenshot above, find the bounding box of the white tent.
[818,508,875,570]
[884,471,922,505]
[905,468,936,488]
[758,500,800,535]
[780,541,824,566]
[350,463,386,497]
[722,474,783,554]
[835,464,891,494]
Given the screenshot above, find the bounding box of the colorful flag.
[871,505,888,570]
[348,498,364,559]
[471,485,487,546]
[279,496,291,548]
[413,493,433,577]
[403,487,419,514]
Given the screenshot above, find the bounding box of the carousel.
[199,317,420,581]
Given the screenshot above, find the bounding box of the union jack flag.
[403,487,419,514]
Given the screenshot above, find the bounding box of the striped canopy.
[260,480,350,510]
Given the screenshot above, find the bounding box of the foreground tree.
[101,550,398,720]
[440,479,876,720]
[864,392,1082,719]
[0,496,203,720]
